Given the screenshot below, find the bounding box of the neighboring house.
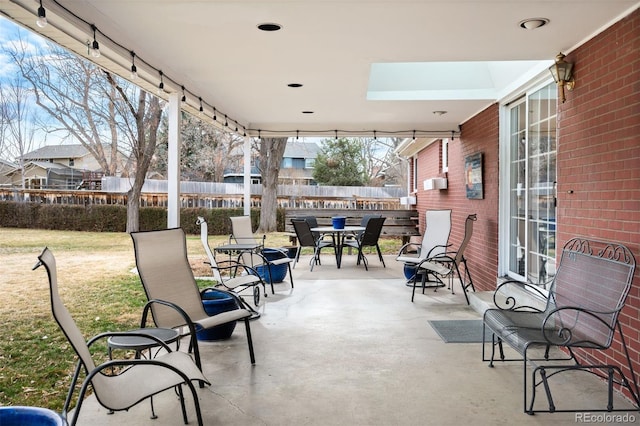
[396,9,639,386]
[223,141,320,185]
[223,166,261,184]
[0,159,17,187]
[4,144,125,189]
[278,142,320,185]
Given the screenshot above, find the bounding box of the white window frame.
[498,72,556,279]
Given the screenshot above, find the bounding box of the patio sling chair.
[342,216,386,270]
[414,214,477,304]
[343,213,383,242]
[131,228,256,372]
[396,209,452,300]
[229,215,295,294]
[291,218,336,271]
[34,248,209,426]
[197,216,265,318]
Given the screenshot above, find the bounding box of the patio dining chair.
[34,247,209,426]
[342,216,386,270]
[197,216,266,317]
[131,228,256,372]
[291,218,336,271]
[229,216,295,293]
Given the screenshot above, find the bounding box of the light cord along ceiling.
[24,0,460,140]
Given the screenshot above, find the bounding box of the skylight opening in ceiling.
[367,60,551,101]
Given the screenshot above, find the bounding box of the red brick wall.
[412,7,639,401]
[555,9,640,393]
[413,104,500,292]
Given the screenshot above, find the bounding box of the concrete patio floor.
[73,253,638,425]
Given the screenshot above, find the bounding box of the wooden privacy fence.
[0,178,407,210]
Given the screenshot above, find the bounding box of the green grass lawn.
[0,227,402,411]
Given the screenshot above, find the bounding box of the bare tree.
[153,113,244,182]
[5,28,162,231]
[256,137,288,232]
[105,73,162,232]
[4,32,126,176]
[0,77,39,188]
[361,137,404,186]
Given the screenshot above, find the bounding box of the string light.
[36,0,47,28]
[157,71,164,94]
[129,51,138,80]
[89,25,100,58]
[26,2,461,141]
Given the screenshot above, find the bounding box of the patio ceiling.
[2,0,639,139]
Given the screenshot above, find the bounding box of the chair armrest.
[140,298,199,334]
[213,259,263,278]
[542,306,616,348]
[200,287,249,308]
[425,243,452,258]
[397,242,421,256]
[492,280,547,312]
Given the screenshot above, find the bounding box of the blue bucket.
[0,407,65,426]
[332,216,346,229]
[197,290,238,341]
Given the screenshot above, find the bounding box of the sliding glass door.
[506,82,557,285]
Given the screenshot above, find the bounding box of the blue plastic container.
[403,264,424,281]
[197,289,238,341]
[0,406,65,426]
[255,248,288,283]
[332,216,346,229]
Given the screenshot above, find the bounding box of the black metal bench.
[482,237,639,414]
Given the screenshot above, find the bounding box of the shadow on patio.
[73,253,638,425]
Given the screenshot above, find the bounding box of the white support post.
[167,92,181,228]
[243,135,251,216]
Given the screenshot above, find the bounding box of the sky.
[0,15,72,157]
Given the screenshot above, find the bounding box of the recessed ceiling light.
[433,111,447,116]
[257,23,282,31]
[288,83,303,88]
[302,111,314,114]
[519,18,549,30]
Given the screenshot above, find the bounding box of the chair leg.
[293,247,301,269]
[243,317,256,364]
[376,245,385,267]
[177,384,188,424]
[266,264,276,295]
[359,247,368,270]
[287,263,294,288]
